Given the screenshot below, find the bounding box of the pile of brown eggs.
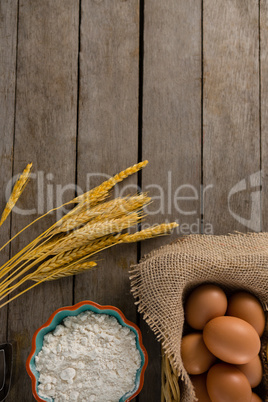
[182,284,266,402]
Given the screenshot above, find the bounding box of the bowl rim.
[26,300,148,402]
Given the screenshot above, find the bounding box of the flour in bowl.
[35,311,142,402]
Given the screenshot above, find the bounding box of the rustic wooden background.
[0,0,266,400]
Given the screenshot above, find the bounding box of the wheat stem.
[0,233,55,285]
[0,222,178,305]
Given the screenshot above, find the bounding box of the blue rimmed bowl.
[26,300,148,402]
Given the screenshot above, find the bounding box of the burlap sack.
[130,233,268,401]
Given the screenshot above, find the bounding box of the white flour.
[35,311,141,402]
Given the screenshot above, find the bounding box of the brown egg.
[190,373,211,402]
[181,333,216,375]
[185,284,228,329]
[227,292,266,336]
[251,393,263,402]
[203,316,260,364]
[206,363,252,402]
[235,355,263,387]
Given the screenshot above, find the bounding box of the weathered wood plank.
[261,0,268,232]
[0,0,18,343]
[203,0,260,235]
[75,0,140,367]
[7,1,79,400]
[141,1,202,400]
[75,2,139,399]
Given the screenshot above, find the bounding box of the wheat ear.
[72,160,148,205]
[51,213,143,254]
[121,222,179,242]
[49,160,148,232]
[31,261,97,282]
[32,223,178,282]
[53,194,150,234]
[0,163,32,227]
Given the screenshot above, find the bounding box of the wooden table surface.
[0,0,266,401]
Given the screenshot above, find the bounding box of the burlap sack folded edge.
[129,233,268,402]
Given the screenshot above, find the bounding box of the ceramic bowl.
[26,300,148,402]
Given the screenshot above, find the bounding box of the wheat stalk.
[0,222,178,291]
[0,160,148,253]
[6,195,148,274]
[31,261,97,282]
[51,160,149,229]
[0,160,179,308]
[51,213,142,254]
[0,163,32,227]
[0,220,179,302]
[29,223,178,284]
[73,160,148,205]
[53,194,150,234]
[0,236,120,293]
[121,222,178,242]
[0,162,148,275]
[28,224,178,284]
